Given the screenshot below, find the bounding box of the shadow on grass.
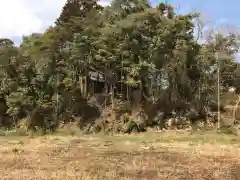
[0,127,239,147]
[85,130,240,146]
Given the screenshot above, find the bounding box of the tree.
[0,2,239,133]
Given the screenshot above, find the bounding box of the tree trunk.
[191,121,197,132]
[84,75,88,98]
[233,95,240,125]
[79,75,84,94]
[110,85,116,121]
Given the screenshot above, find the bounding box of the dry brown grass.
[0,132,239,180]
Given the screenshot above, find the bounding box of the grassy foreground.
[0,131,239,180]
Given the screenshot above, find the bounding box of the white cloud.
[99,0,111,6]
[0,0,110,41]
[0,0,66,38]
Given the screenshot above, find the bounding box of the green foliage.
[0,1,239,134]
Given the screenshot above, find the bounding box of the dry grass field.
[0,131,239,180]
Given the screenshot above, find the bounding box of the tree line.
[0,0,239,134]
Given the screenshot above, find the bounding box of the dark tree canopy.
[0,1,239,133]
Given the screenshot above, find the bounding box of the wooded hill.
[0,0,240,134]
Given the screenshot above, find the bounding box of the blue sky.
[156,0,240,33]
[162,0,240,60]
[0,0,240,59]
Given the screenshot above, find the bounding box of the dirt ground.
[0,131,239,180]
